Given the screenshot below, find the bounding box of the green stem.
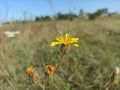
[54,54,65,74]
[38,83,46,90]
[52,82,60,90]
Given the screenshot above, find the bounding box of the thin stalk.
[54,53,65,74]
[38,83,46,90]
[52,82,60,90]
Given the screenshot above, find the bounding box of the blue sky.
[0,0,120,22]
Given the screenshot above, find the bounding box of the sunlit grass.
[0,16,120,90]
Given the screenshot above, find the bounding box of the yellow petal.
[60,36,65,43]
[65,33,70,40]
[73,44,79,47]
[65,33,69,38]
[71,38,79,43]
[51,42,61,46]
[56,37,61,42]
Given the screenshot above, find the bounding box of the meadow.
[0,16,120,90]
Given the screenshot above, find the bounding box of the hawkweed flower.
[45,65,56,75]
[27,66,34,78]
[51,33,79,53]
[27,66,39,84]
[45,65,56,83]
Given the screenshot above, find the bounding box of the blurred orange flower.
[45,65,56,75]
[27,66,34,77]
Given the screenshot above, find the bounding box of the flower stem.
[38,83,46,90]
[52,82,60,90]
[54,53,65,74]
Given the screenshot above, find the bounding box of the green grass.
[0,16,120,90]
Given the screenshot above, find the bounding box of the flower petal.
[65,33,70,40]
[51,42,62,46]
[71,38,79,43]
[73,44,79,47]
[56,37,61,42]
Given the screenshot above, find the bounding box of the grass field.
[0,16,120,90]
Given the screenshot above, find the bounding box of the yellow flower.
[27,66,34,77]
[45,65,56,75]
[51,33,79,47]
[27,66,39,84]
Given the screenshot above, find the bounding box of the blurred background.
[0,0,120,90]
